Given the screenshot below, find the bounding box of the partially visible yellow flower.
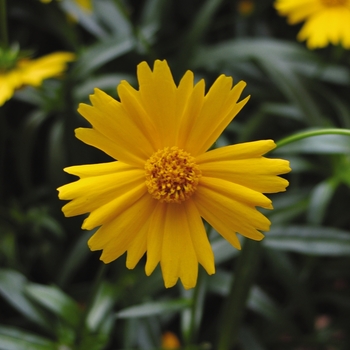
[161,331,181,349]
[274,0,350,49]
[40,0,92,12]
[238,0,255,16]
[57,60,291,289]
[0,52,75,106]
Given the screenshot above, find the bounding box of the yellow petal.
[0,69,22,106]
[194,184,270,246]
[185,79,249,156]
[19,52,75,86]
[58,165,145,218]
[145,202,166,276]
[78,88,155,165]
[137,60,178,146]
[199,176,273,209]
[88,193,155,263]
[161,204,198,289]
[126,221,149,269]
[63,160,133,178]
[118,81,161,150]
[195,140,276,163]
[82,182,147,230]
[176,79,206,149]
[183,200,215,275]
[198,157,290,193]
[274,0,323,24]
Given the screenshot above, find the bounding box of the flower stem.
[75,263,107,346]
[112,0,156,61]
[275,128,350,149]
[182,268,206,348]
[0,0,8,49]
[217,239,262,350]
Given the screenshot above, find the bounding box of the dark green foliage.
[1,0,350,349]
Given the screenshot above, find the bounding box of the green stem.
[217,239,262,350]
[113,0,156,61]
[183,269,206,348]
[0,0,8,48]
[75,263,107,346]
[275,128,350,149]
[215,128,350,349]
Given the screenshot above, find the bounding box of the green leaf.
[116,299,191,319]
[0,326,57,350]
[0,269,53,332]
[307,178,339,225]
[73,73,134,101]
[86,282,117,332]
[73,36,135,77]
[211,235,239,265]
[193,39,323,125]
[25,284,82,328]
[264,226,350,256]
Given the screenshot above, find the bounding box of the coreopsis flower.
[0,51,75,106]
[274,0,350,49]
[40,0,92,12]
[161,331,181,349]
[57,60,291,289]
[238,0,255,16]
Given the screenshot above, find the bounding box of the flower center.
[145,146,201,204]
[321,0,347,6]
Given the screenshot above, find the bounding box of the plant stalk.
[0,0,8,49]
[217,239,262,350]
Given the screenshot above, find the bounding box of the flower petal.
[137,60,179,147]
[118,81,161,150]
[183,200,215,275]
[126,222,149,269]
[195,140,277,163]
[145,201,166,276]
[58,164,145,219]
[82,182,147,230]
[194,183,270,247]
[78,88,154,165]
[199,176,273,209]
[185,78,250,156]
[88,193,155,263]
[274,0,323,24]
[161,204,199,289]
[197,147,291,193]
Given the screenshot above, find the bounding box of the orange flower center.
[145,146,201,204]
[321,0,347,6]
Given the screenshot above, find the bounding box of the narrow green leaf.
[264,226,350,256]
[116,299,190,319]
[0,269,53,332]
[307,178,339,225]
[0,326,56,350]
[25,284,82,328]
[73,36,135,77]
[86,282,117,332]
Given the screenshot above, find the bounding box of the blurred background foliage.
[1,0,350,349]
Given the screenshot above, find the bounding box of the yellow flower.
[238,0,255,16]
[57,60,291,289]
[0,52,75,106]
[274,0,350,49]
[161,331,181,349]
[40,0,92,12]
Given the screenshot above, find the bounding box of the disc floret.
[145,146,202,203]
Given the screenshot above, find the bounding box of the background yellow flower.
[0,52,75,106]
[274,0,350,49]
